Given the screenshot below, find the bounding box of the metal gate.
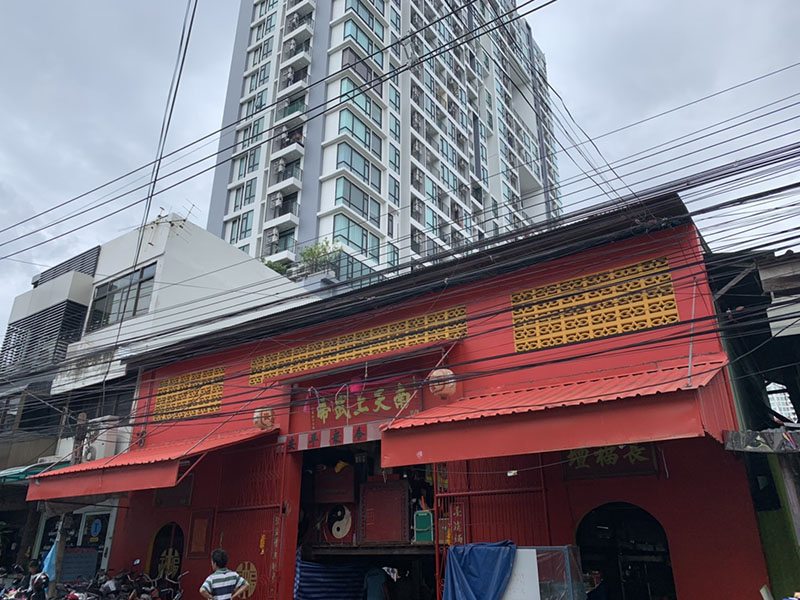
[433,454,550,599]
[214,442,286,600]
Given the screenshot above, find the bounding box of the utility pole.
[50,412,87,596]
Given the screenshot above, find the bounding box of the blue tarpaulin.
[443,541,517,600]
[293,555,366,600]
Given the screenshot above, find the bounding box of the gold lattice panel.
[154,366,225,421]
[250,305,468,384]
[511,257,679,352]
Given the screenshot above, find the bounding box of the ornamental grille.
[153,366,225,421]
[510,257,680,352]
[249,305,468,384]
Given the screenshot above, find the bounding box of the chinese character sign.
[563,444,658,480]
[310,381,422,429]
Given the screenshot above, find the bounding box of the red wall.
[544,437,768,599]
[132,224,721,447]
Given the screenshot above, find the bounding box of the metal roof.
[386,353,728,430]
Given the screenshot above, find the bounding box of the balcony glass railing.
[275,101,307,121]
[271,164,303,184]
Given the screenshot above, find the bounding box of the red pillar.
[277,451,302,600]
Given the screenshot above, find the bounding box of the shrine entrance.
[577,502,676,600]
[149,522,184,578]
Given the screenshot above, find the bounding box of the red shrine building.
[28,195,769,599]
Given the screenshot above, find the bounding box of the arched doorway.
[576,503,676,600]
[150,522,185,578]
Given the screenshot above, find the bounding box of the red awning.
[27,428,275,501]
[381,355,734,466]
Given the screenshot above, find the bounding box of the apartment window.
[389,86,400,112]
[258,62,271,86]
[343,20,384,68]
[341,77,382,126]
[387,212,394,238]
[244,178,257,205]
[231,186,244,211]
[339,109,381,159]
[87,264,156,331]
[389,176,399,206]
[345,0,385,40]
[263,37,274,58]
[237,156,247,180]
[247,147,261,173]
[251,46,262,67]
[387,242,399,266]
[252,117,264,142]
[265,13,276,33]
[391,33,400,59]
[341,48,383,96]
[249,73,258,93]
[239,244,250,254]
[334,214,380,263]
[276,229,295,252]
[390,8,400,31]
[240,210,254,240]
[337,142,381,192]
[268,0,278,9]
[335,177,381,226]
[389,115,400,142]
[229,217,240,243]
[389,144,400,174]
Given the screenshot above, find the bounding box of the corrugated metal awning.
[27,427,276,501]
[381,354,734,466]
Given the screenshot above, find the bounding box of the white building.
[207,0,560,286]
[0,215,317,570]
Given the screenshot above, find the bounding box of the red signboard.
[308,378,422,430]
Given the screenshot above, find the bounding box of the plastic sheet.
[535,546,586,600]
[443,541,517,600]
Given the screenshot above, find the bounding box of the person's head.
[211,548,228,570]
[28,560,40,575]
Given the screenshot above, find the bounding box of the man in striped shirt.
[200,549,250,600]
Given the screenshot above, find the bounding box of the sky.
[0,0,798,334]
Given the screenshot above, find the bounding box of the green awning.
[0,461,69,484]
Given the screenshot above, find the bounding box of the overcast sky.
[0,0,798,334]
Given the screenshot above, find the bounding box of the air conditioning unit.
[270,193,283,208]
[276,158,287,172]
[37,454,62,465]
[267,228,280,243]
[286,39,296,52]
[83,416,120,462]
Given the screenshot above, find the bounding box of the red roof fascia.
[27,427,275,501]
[386,354,728,431]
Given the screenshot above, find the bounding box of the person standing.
[25,559,48,600]
[199,549,249,600]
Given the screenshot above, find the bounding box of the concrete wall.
[8,271,94,324]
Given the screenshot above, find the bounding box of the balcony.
[272,130,305,161]
[274,99,307,126]
[264,195,300,231]
[286,0,316,18]
[267,162,303,195]
[285,13,314,43]
[263,233,297,264]
[281,39,312,69]
[278,67,310,99]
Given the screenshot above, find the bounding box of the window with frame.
[345,0,385,40]
[389,86,400,112]
[389,144,400,174]
[87,264,156,331]
[387,242,398,266]
[231,186,244,211]
[335,177,381,226]
[339,109,381,159]
[343,20,384,68]
[265,13,276,33]
[336,142,381,192]
[263,37,274,58]
[341,77,382,126]
[389,176,399,206]
[390,8,400,31]
[247,147,261,173]
[334,214,380,263]
[389,115,400,142]
[239,210,254,240]
[229,217,240,243]
[387,212,394,238]
[244,178,257,205]
[341,48,383,95]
